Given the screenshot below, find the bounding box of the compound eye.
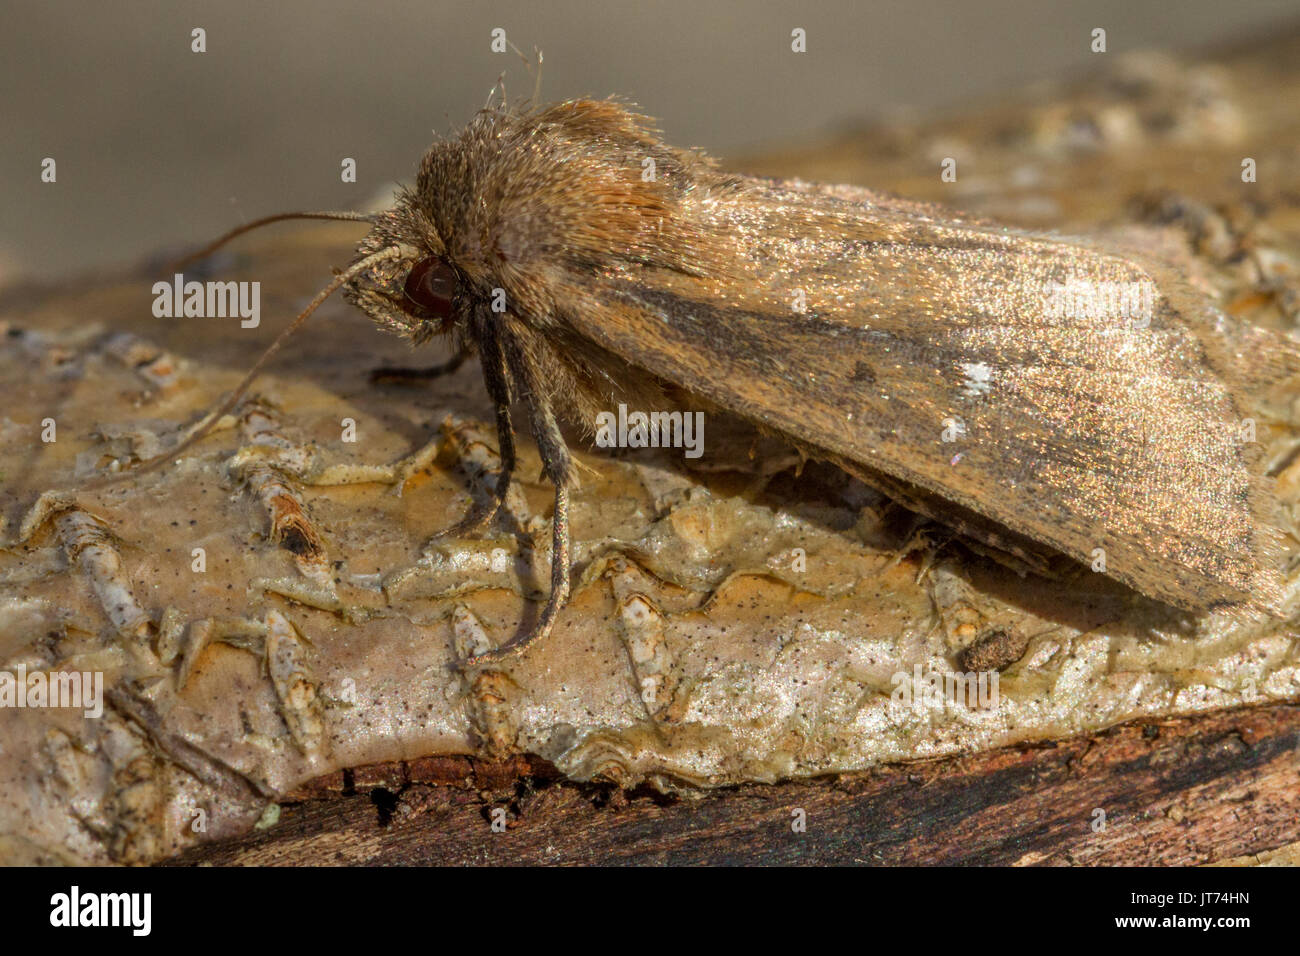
[402,257,456,323]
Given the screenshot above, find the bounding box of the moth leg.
[431,331,516,541]
[369,346,470,385]
[462,328,574,668]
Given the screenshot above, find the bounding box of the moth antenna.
[505,40,543,105]
[78,246,402,492]
[486,71,507,110]
[169,211,375,271]
[528,47,544,106]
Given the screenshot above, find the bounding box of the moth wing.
[563,177,1287,611]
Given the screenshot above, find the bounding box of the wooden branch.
[171,702,1300,866]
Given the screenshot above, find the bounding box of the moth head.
[346,99,731,342]
[342,200,464,346]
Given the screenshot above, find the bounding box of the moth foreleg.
[517,393,574,654]
[432,332,518,541]
[462,324,575,667]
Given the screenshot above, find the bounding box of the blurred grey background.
[4,0,1297,282]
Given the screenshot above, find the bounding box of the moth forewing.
[557,175,1292,615]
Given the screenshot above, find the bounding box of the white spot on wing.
[960,361,994,398]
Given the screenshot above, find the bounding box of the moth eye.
[402,257,456,323]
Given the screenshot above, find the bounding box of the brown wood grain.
[169,702,1300,866]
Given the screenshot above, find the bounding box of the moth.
[128,96,1298,666]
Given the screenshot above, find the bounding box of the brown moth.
[127,96,1297,665]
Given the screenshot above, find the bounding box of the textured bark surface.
[2,31,1299,865]
[171,703,1300,866]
